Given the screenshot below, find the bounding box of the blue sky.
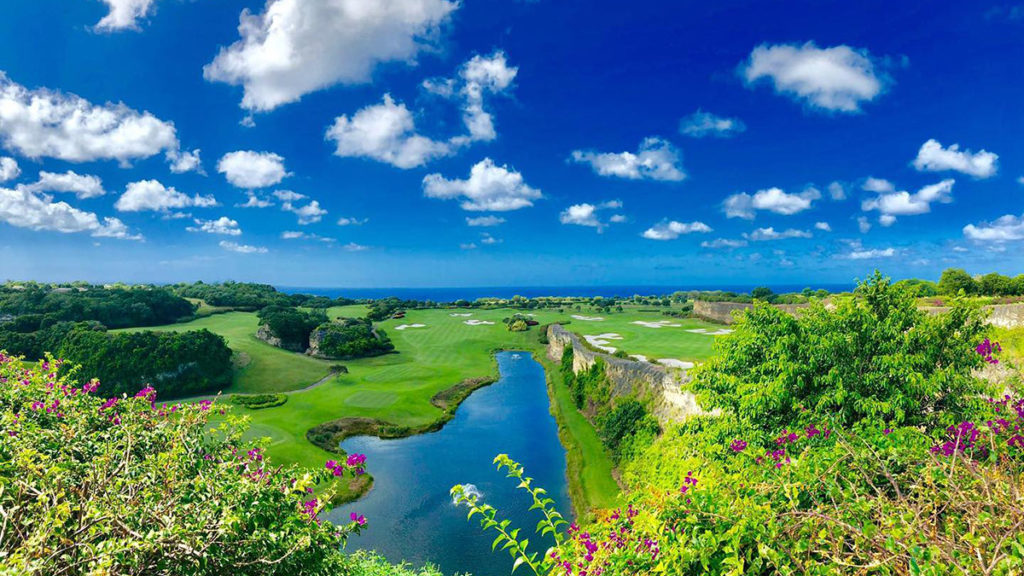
[0,0,1021,288]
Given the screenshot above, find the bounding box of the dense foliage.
[231,393,288,409]
[0,283,193,329]
[311,318,393,359]
[938,268,1024,297]
[460,273,1021,575]
[257,305,327,351]
[55,325,234,398]
[0,356,369,575]
[173,281,296,309]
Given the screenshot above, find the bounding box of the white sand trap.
[464,319,495,326]
[584,333,623,353]
[632,354,649,362]
[450,313,473,317]
[572,315,605,321]
[394,324,426,331]
[631,320,682,328]
[686,328,734,336]
[658,358,695,369]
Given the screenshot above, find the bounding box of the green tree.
[937,268,977,295]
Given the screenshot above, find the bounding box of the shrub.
[0,355,368,575]
[231,393,287,409]
[310,318,393,359]
[257,305,327,351]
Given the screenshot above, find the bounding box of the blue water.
[328,352,572,576]
[282,283,853,302]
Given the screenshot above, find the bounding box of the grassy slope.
[564,311,722,360]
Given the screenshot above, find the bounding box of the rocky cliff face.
[921,303,1024,328]
[255,324,304,352]
[547,324,705,424]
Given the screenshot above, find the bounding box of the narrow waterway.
[328,351,572,576]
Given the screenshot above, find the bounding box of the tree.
[978,272,1014,296]
[938,268,977,296]
[751,286,775,302]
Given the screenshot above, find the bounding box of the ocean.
[279,283,855,302]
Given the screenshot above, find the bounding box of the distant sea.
[279,283,855,302]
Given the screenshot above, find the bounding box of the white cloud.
[0,72,192,169]
[114,180,217,212]
[466,215,505,227]
[460,242,477,250]
[326,95,454,168]
[846,245,896,259]
[272,190,326,224]
[169,149,203,174]
[220,241,267,254]
[740,42,891,113]
[187,216,242,236]
[641,220,712,240]
[570,137,685,182]
[281,230,335,242]
[701,238,747,249]
[1018,176,1024,186]
[0,157,20,182]
[237,193,274,208]
[423,158,541,211]
[559,200,623,231]
[857,216,872,233]
[26,171,105,199]
[329,52,516,168]
[912,139,998,178]
[827,181,846,200]
[343,242,369,252]
[723,186,819,219]
[743,227,812,241]
[204,0,458,112]
[479,233,501,245]
[95,0,157,31]
[963,214,1024,242]
[218,151,289,189]
[814,221,831,232]
[861,179,955,224]
[678,110,746,138]
[337,216,367,226]
[0,185,140,240]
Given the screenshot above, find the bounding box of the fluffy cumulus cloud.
[0,185,139,239]
[204,0,458,112]
[217,151,289,189]
[912,139,998,178]
[559,200,624,231]
[963,214,1024,242]
[466,215,504,227]
[25,171,105,199]
[169,149,203,174]
[743,227,812,241]
[328,52,517,168]
[0,72,197,170]
[337,216,367,226]
[219,240,267,254]
[844,241,896,259]
[701,238,747,249]
[641,220,712,240]
[570,137,685,182]
[0,157,20,182]
[678,110,746,138]
[423,158,541,211]
[95,0,157,31]
[281,230,335,242]
[828,181,847,200]
[723,186,820,219]
[861,178,955,225]
[114,180,217,212]
[814,221,832,232]
[273,190,326,224]
[740,42,891,113]
[187,216,242,236]
[326,95,454,168]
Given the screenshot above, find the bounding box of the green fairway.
[113,312,335,395]
[560,308,723,361]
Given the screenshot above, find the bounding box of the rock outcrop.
[547,324,705,424]
[255,323,304,352]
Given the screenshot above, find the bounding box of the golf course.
[113,302,723,509]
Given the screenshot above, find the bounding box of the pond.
[329,351,572,576]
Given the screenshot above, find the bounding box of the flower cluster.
[555,504,655,576]
[976,338,1002,364]
[325,454,366,477]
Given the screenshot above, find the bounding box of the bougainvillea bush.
[456,274,1024,575]
[0,354,368,575]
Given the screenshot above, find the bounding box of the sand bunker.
[450,313,473,317]
[394,324,426,331]
[686,328,734,336]
[632,354,649,362]
[464,319,495,326]
[572,315,605,321]
[658,358,695,369]
[584,333,623,353]
[631,320,682,328]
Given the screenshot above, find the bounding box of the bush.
[310,318,393,359]
[231,393,287,409]
[257,305,327,351]
[0,355,367,575]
